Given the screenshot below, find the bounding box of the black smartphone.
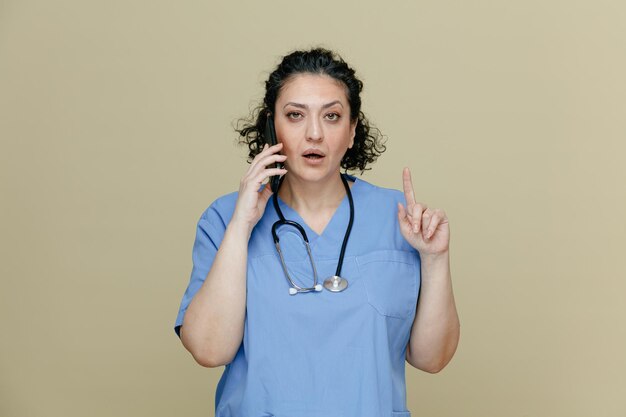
[264,115,282,193]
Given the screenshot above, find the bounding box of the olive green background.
[1,1,625,416]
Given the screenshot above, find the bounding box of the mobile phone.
[264,115,282,193]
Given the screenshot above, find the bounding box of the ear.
[348,120,357,149]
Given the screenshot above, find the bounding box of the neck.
[278,173,347,213]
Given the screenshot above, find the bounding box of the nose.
[305,117,323,142]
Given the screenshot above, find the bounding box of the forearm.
[181,219,250,367]
[406,251,460,373]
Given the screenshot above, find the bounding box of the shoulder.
[198,191,239,229]
[352,176,404,207]
[349,175,415,252]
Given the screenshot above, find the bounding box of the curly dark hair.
[235,48,386,173]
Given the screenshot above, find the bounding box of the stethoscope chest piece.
[323,275,348,292]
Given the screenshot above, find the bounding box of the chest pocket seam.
[356,249,420,319]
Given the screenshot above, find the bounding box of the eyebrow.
[283,100,344,110]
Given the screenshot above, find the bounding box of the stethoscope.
[271,173,354,295]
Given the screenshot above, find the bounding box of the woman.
[175,48,460,417]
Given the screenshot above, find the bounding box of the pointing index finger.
[402,167,416,207]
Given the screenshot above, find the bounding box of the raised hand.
[397,167,450,256]
[231,143,287,235]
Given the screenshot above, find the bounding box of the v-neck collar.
[275,176,358,248]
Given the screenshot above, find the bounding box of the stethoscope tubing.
[271,173,354,294]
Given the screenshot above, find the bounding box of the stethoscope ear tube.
[274,238,320,295]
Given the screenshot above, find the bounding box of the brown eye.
[287,112,303,120]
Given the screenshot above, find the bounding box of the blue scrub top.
[175,176,421,417]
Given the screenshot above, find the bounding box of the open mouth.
[303,149,325,159]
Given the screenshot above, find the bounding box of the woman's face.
[273,73,356,185]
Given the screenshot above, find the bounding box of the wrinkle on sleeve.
[174,205,227,337]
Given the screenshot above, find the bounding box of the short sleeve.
[174,203,229,337]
